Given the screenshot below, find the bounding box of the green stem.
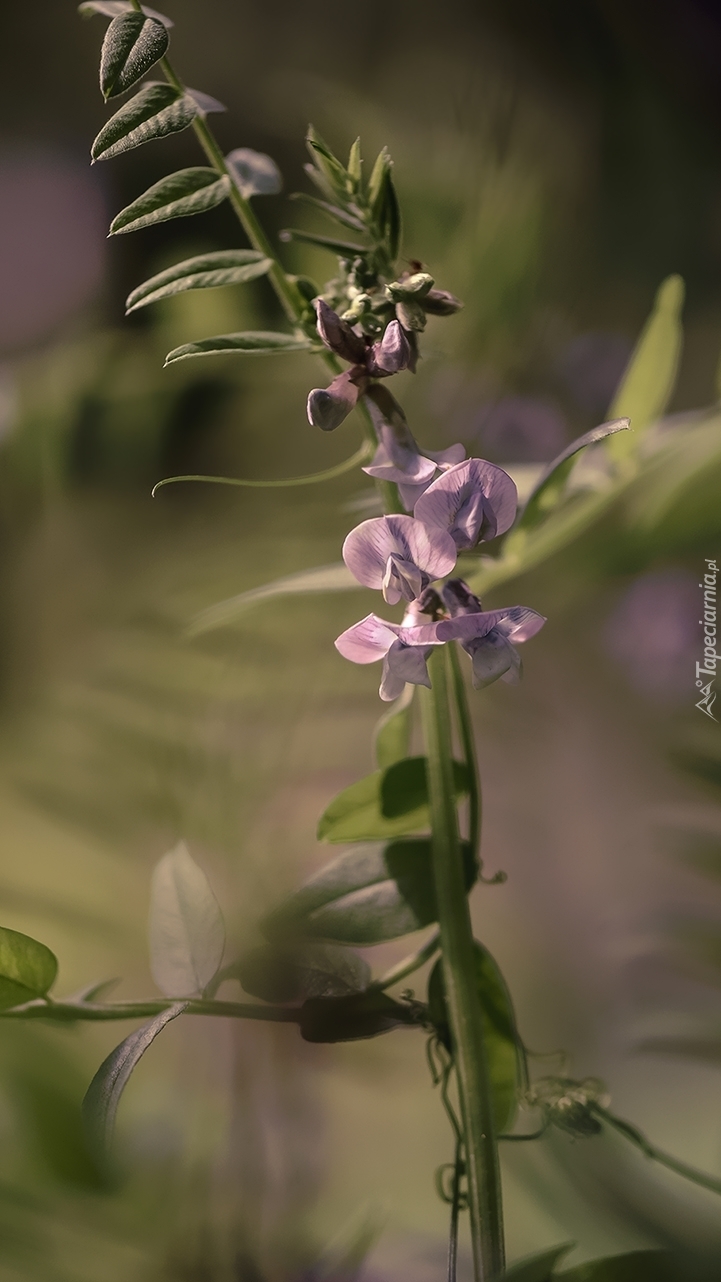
[594,1106,721,1198]
[151,442,371,496]
[448,643,481,860]
[420,647,504,1281]
[0,997,300,1023]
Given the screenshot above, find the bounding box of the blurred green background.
[1,1,721,1278]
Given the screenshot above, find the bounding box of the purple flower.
[335,581,545,699]
[414,458,517,549]
[439,579,546,688]
[342,514,457,605]
[306,301,414,432]
[362,385,465,510]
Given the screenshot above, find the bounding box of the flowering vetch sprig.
[335,458,545,699]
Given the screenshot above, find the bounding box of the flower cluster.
[335,456,545,700]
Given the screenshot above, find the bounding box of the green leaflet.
[82,1002,187,1155]
[126,249,269,310]
[234,942,370,1003]
[499,1245,573,1282]
[149,843,225,998]
[373,685,413,770]
[557,1251,678,1282]
[111,168,231,237]
[317,757,471,843]
[91,82,197,162]
[299,989,416,1043]
[100,11,169,99]
[188,562,361,637]
[606,274,685,462]
[514,418,630,535]
[0,926,58,1010]
[279,227,370,256]
[263,838,477,945]
[306,126,351,200]
[79,2,174,25]
[428,941,519,1132]
[164,330,317,366]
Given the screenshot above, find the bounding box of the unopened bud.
[306,369,363,431]
[395,300,427,332]
[314,298,366,364]
[386,272,434,302]
[370,319,411,374]
[422,288,463,316]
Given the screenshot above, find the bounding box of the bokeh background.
[1,1,721,1278]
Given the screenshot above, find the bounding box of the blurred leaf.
[82,1002,187,1155]
[110,168,230,236]
[226,147,282,198]
[264,838,477,945]
[516,418,630,534]
[79,0,174,24]
[317,758,470,843]
[347,137,363,188]
[428,941,519,1130]
[185,88,226,114]
[500,1244,573,1281]
[606,274,685,462]
[164,330,316,366]
[368,147,401,259]
[235,942,370,1002]
[126,249,270,311]
[557,1250,678,1281]
[290,192,366,233]
[373,684,413,770]
[300,989,415,1043]
[149,841,225,997]
[0,926,58,1010]
[100,11,168,99]
[280,227,369,255]
[188,563,361,637]
[310,1205,384,1282]
[91,82,197,162]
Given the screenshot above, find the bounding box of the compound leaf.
[82,1002,187,1154]
[164,331,316,366]
[91,82,197,162]
[127,249,271,311]
[0,927,58,1010]
[110,168,230,236]
[149,842,225,998]
[100,11,168,99]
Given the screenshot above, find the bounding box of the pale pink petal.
[414,458,518,548]
[342,515,456,593]
[334,614,400,664]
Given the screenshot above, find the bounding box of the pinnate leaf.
[82,1002,187,1154]
[149,842,225,997]
[300,989,416,1043]
[500,1245,573,1282]
[264,838,477,945]
[79,1,174,24]
[0,926,58,1010]
[100,11,168,99]
[607,274,684,461]
[226,148,282,198]
[164,331,316,366]
[317,757,470,844]
[91,83,197,162]
[127,249,271,312]
[429,941,519,1131]
[110,168,230,236]
[235,942,370,1003]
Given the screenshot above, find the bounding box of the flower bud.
[314,298,367,364]
[306,369,363,431]
[422,288,463,316]
[385,272,434,301]
[395,300,427,332]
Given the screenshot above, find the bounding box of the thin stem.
[371,931,441,991]
[151,442,371,496]
[420,647,505,1281]
[594,1106,721,1198]
[0,997,300,1024]
[447,1139,463,1282]
[448,643,481,860]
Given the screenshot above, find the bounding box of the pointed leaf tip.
[100,11,169,100]
[82,1002,187,1156]
[0,926,58,1009]
[110,168,230,236]
[149,842,225,997]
